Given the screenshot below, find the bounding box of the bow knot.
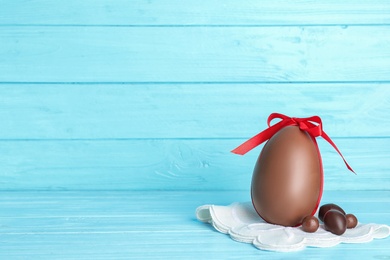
[296,118,322,137]
[231,113,354,173]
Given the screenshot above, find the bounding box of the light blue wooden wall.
[1,0,389,191]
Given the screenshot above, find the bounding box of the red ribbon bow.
[231,113,355,173]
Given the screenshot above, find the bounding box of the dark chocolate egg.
[319,203,346,222]
[323,209,347,235]
[251,126,322,227]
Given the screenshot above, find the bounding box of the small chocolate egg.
[323,209,347,235]
[251,126,322,227]
[319,203,346,222]
[302,216,319,233]
[346,214,358,228]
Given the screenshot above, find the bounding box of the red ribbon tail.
[321,132,356,174]
[231,120,291,155]
[231,130,269,155]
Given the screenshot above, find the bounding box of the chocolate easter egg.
[302,215,319,233]
[323,209,347,235]
[319,203,346,222]
[346,214,358,228]
[251,126,322,227]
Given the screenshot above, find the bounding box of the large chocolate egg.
[251,126,322,227]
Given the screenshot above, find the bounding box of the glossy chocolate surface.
[323,209,347,235]
[319,203,346,222]
[346,213,358,228]
[302,215,319,233]
[251,126,322,227]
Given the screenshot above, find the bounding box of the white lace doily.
[196,202,390,252]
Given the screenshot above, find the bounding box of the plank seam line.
[2,81,390,85]
[0,189,389,193]
[1,24,390,28]
[0,137,389,142]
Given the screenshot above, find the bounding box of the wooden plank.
[1,83,389,139]
[0,138,388,191]
[1,26,390,82]
[1,0,390,26]
[0,191,388,258]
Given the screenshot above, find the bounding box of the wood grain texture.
[1,0,389,258]
[1,83,389,139]
[0,138,388,191]
[1,0,390,26]
[1,26,390,82]
[0,191,388,259]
